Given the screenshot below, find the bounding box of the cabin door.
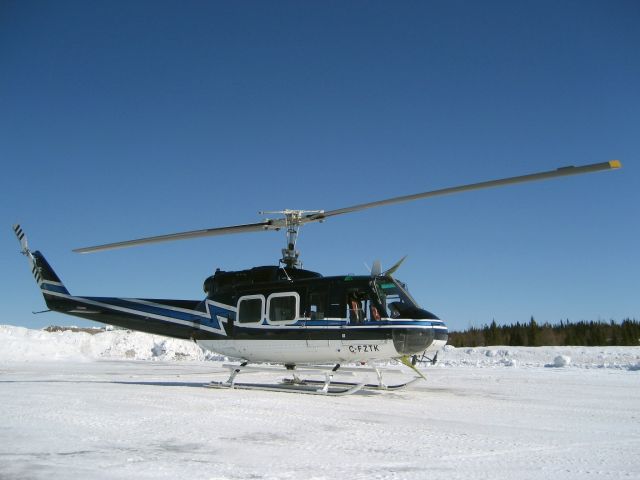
[305,288,330,347]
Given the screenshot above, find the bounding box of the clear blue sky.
[1,1,638,331]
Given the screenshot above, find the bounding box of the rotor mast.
[259,209,324,269]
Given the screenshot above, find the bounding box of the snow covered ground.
[1,326,639,480]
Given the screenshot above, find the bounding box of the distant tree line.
[448,317,640,347]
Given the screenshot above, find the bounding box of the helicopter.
[14,160,621,395]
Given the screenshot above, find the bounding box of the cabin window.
[237,295,264,323]
[267,292,299,323]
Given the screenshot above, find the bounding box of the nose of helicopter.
[392,327,436,355]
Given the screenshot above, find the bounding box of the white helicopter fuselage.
[198,329,448,363]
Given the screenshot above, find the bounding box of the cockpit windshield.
[373,277,420,318]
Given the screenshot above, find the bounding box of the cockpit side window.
[346,288,384,323]
[326,280,385,322]
[347,291,365,324]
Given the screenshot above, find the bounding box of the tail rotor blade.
[13,224,29,253]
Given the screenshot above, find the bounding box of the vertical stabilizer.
[13,224,70,295]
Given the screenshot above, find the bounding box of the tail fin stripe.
[40,283,69,294]
[14,225,68,295]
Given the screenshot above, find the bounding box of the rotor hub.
[258,209,324,269]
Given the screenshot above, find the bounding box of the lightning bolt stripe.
[41,289,228,336]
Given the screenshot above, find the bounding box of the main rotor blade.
[304,160,621,222]
[74,160,621,254]
[74,221,273,253]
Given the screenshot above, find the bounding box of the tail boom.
[13,224,226,339]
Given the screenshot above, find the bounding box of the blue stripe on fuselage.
[86,297,205,322]
[70,296,231,331]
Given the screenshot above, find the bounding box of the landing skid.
[206,379,364,396]
[282,376,422,391]
[204,363,424,396]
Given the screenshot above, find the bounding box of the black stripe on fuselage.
[42,291,447,345]
[199,324,446,343]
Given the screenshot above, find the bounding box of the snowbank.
[0,325,214,363]
[439,344,640,370]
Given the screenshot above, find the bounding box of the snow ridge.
[438,344,640,370]
[0,325,219,363]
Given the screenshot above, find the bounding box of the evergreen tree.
[528,316,540,346]
[448,318,639,347]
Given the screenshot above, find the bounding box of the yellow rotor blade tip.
[609,160,622,169]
